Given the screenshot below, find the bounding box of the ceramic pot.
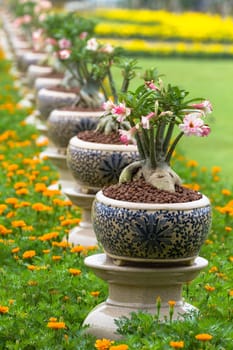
[26,64,54,88]
[16,50,47,72]
[34,76,64,93]
[36,87,79,121]
[47,109,102,152]
[67,136,139,194]
[92,191,212,266]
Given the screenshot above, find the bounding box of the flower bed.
[0,34,233,350]
[88,9,233,58]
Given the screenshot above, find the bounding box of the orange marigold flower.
[27,265,38,271]
[11,247,20,254]
[8,299,15,305]
[43,249,50,254]
[52,255,62,261]
[221,189,231,196]
[109,345,129,350]
[70,245,85,253]
[0,224,12,235]
[49,317,57,322]
[212,166,221,174]
[187,160,198,167]
[0,204,7,214]
[14,182,27,189]
[195,333,213,341]
[204,284,215,292]
[209,266,218,273]
[5,197,18,206]
[90,291,100,297]
[168,300,176,308]
[34,183,47,193]
[11,220,26,228]
[225,226,232,232]
[95,338,114,350]
[169,341,184,348]
[47,321,66,329]
[16,188,29,195]
[0,306,9,314]
[39,232,59,241]
[229,290,233,297]
[52,241,70,248]
[22,250,36,259]
[68,268,81,276]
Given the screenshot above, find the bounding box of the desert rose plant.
[102,73,213,192]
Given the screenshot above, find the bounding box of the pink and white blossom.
[102,99,115,114]
[86,38,98,51]
[57,49,71,60]
[112,103,131,122]
[179,113,211,137]
[101,43,114,53]
[119,128,137,145]
[145,80,159,91]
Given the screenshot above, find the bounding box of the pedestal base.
[83,254,208,339]
[41,148,74,192]
[63,187,97,246]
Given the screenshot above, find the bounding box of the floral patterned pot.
[47,109,102,152]
[66,136,139,194]
[92,191,212,266]
[36,87,79,121]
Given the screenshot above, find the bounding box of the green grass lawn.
[119,57,233,182]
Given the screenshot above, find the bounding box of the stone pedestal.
[41,148,74,191]
[63,187,97,246]
[83,254,208,339]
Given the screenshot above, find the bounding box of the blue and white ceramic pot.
[92,191,212,266]
[66,136,139,194]
[47,109,102,153]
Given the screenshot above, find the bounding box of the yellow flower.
[39,232,59,241]
[168,300,176,308]
[90,291,100,297]
[11,247,20,254]
[0,204,7,214]
[169,341,184,348]
[225,226,232,232]
[221,189,231,196]
[195,333,213,341]
[0,224,12,235]
[95,338,114,350]
[186,160,198,167]
[52,255,62,261]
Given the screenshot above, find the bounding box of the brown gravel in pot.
[103,178,202,203]
[78,130,123,145]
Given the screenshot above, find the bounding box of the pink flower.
[145,80,159,90]
[191,100,213,114]
[101,43,114,53]
[79,32,88,40]
[58,49,71,60]
[45,37,57,46]
[141,112,155,129]
[58,38,71,49]
[86,38,98,51]
[112,103,131,122]
[22,15,32,24]
[179,113,205,136]
[119,128,136,145]
[200,125,211,136]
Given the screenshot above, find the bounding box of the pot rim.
[49,109,104,117]
[69,135,138,152]
[38,87,78,97]
[95,190,210,210]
